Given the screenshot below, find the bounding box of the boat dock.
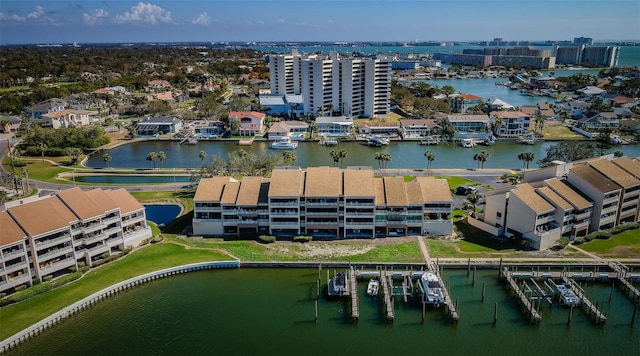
[349,268,359,322]
[430,263,459,322]
[561,276,607,324]
[238,138,255,146]
[379,270,395,323]
[609,262,640,303]
[504,271,541,323]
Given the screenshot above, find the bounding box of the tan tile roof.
[415,177,452,202]
[57,187,104,220]
[194,177,233,201]
[405,181,424,204]
[0,211,27,246]
[612,157,640,180]
[106,189,144,214]
[383,177,408,206]
[511,184,554,214]
[536,186,572,211]
[304,167,342,197]
[268,169,304,197]
[492,110,528,119]
[221,181,240,204]
[589,159,640,188]
[8,197,73,237]
[41,109,90,119]
[374,178,385,205]
[570,165,620,193]
[236,177,263,206]
[85,189,120,212]
[343,169,375,197]
[544,178,592,211]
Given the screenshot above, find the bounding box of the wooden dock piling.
[504,271,541,323]
[482,282,486,302]
[494,303,498,325]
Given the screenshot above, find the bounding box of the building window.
[496,212,502,219]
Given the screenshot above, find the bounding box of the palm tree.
[326,103,334,116]
[198,150,207,165]
[534,114,545,135]
[38,141,47,163]
[465,190,482,218]
[146,151,158,169]
[102,153,112,168]
[337,149,347,168]
[381,152,392,169]
[475,150,489,169]
[329,150,340,167]
[316,105,324,118]
[374,152,384,169]
[158,151,166,168]
[492,115,503,136]
[517,152,534,170]
[282,151,297,166]
[424,151,435,172]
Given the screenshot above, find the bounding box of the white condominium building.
[269,51,390,118]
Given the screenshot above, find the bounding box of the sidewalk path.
[567,244,603,260]
[416,236,431,265]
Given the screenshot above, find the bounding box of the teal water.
[7,269,639,355]
[143,204,181,226]
[255,45,640,68]
[86,140,640,170]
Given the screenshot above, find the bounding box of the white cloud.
[276,19,285,23]
[190,12,209,25]
[27,6,45,20]
[84,9,109,25]
[328,19,333,24]
[114,2,172,25]
[0,12,26,22]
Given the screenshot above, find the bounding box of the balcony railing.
[35,234,71,250]
[37,246,74,262]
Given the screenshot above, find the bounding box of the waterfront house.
[491,111,532,137]
[228,111,266,136]
[0,188,152,295]
[192,166,453,239]
[136,116,182,136]
[23,98,67,119]
[40,109,92,129]
[192,120,224,137]
[449,93,483,114]
[356,121,400,137]
[399,119,438,139]
[315,116,353,137]
[268,121,292,141]
[543,178,593,238]
[445,114,491,134]
[567,101,590,118]
[576,111,619,131]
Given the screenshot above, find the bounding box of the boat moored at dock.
[421,272,445,306]
[271,137,298,149]
[366,279,379,296]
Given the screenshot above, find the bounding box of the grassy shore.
[579,230,640,258]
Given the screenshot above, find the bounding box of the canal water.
[86,140,640,170]
[7,268,638,355]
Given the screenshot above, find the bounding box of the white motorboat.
[555,283,581,307]
[517,133,536,145]
[421,272,445,305]
[328,272,348,296]
[460,138,475,148]
[482,135,496,145]
[271,137,298,149]
[368,136,389,147]
[366,279,379,296]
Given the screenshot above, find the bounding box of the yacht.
[271,137,298,149]
[421,272,445,305]
[368,136,390,147]
[460,138,475,148]
[328,272,348,296]
[366,279,380,296]
[517,132,536,145]
[319,137,339,146]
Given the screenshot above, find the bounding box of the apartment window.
[496,212,502,219]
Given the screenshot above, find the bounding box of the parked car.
[455,186,476,195]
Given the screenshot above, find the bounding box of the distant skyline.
[0,0,638,45]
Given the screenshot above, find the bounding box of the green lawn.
[0,242,231,340]
[579,229,640,257]
[542,123,584,140]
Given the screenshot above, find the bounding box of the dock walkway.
[562,276,607,324]
[609,262,640,303]
[380,271,395,322]
[505,271,541,323]
[349,268,359,321]
[429,263,459,322]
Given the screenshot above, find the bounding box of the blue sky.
[0,1,638,45]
